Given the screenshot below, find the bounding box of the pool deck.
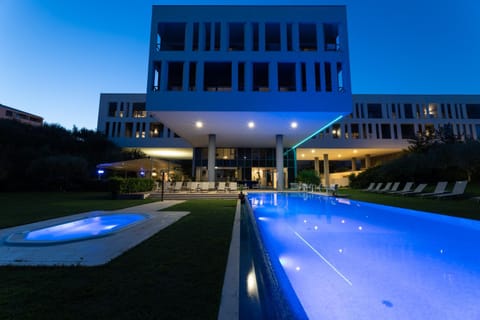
[0,201,187,266]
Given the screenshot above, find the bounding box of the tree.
[296,169,320,186]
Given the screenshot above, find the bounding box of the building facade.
[97,5,480,187]
[0,104,43,126]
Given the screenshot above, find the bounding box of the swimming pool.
[246,192,480,319]
[4,212,148,245]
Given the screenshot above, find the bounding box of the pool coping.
[217,200,241,320]
[0,200,187,266]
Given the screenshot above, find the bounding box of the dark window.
[5,110,13,117]
[367,103,382,118]
[324,23,339,51]
[204,62,232,91]
[381,124,391,139]
[192,22,199,51]
[167,62,184,91]
[253,63,269,91]
[314,63,321,91]
[265,23,281,51]
[189,62,196,91]
[286,23,293,51]
[229,23,244,50]
[400,124,415,139]
[277,63,296,91]
[351,123,359,139]
[252,23,259,51]
[466,104,480,119]
[404,104,413,119]
[157,23,186,51]
[108,102,117,117]
[299,23,317,51]
[125,122,133,138]
[238,62,245,91]
[324,62,332,92]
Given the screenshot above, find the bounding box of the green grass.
[337,184,480,220]
[0,194,236,320]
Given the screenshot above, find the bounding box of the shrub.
[108,177,154,198]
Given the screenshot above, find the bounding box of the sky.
[1,0,479,130]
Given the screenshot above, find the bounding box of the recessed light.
[291,122,298,129]
[353,149,358,154]
[195,121,203,128]
[311,149,315,153]
[301,154,305,157]
[248,121,255,128]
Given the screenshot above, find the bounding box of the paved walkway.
[0,200,188,266]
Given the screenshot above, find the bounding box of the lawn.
[338,184,480,220]
[0,193,236,320]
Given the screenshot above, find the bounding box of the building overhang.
[150,111,348,148]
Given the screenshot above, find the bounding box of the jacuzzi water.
[246,192,480,319]
[5,212,147,245]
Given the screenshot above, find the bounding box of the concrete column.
[323,154,330,187]
[314,157,320,176]
[276,135,284,191]
[208,134,216,182]
[365,154,371,169]
[351,157,357,171]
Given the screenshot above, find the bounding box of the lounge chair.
[190,182,200,192]
[384,182,400,193]
[433,181,468,199]
[375,182,393,193]
[362,182,375,192]
[208,181,216,191]
[417,181,448,197]
[388,182,414,194]
[228,182,238,192]
[400,183,427,196]
[368,183,383,192]
[217,182,226,192]
[173,181,183,192]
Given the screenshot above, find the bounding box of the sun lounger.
[417,181,448,197]
[433,181,468,199]
[173,181,183,192]
[400,183,427,196]
[217,182,226,192]
[385,182,400,193]
[375,182,392,193]
[388,182,414,194]
[362,182,375,191]
[368,183,383,192]
[228,182,237,192]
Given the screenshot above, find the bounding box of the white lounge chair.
[173,181,183,192]
[384,182,400,193]
[362,182,375,191]
[228,182,237,192]
[417,181,448,197]
[190,182,200,192]
[368,183,383,192]
[433,181,468,199]
[400,183,427,196]
[388,182,413,194]
[199,182,210,192]
[375,182,392,193]
[217,182,226,192]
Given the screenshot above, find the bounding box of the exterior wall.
[302,94,480,149]
[0,104,43,126]
[97,93,190,148]
[146,5,352,113]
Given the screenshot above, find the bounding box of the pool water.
[246,192,480,319]
[5,212,147,245]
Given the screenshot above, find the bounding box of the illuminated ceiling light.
[311,149,315,153]
[301,154,305,158]
[223,156,227,159]
[290,121,298,129]
[353,149,358,154]
[195,121,203,128]
[338,154,342,158]
[288,115,344,151]
[248,121,255,128]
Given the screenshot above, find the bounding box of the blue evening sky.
[1,0,479,130]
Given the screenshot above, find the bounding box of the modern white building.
[97,5,480,188]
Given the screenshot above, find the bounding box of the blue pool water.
[246,192,480,319]
[5,212,147,245]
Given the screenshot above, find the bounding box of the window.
[324,23,339,51]
[428,103,438,118]
[277,63,296,91]
[228,23,244,50]
[150,123,164,138]
[314,63,321,91]
[108,102,117,117]
[381,124,391,139]
[265,23,281,51]
[192,23,199,51]
[167,62,184,91]
[367,103,382,118]
[189,62,196,91]
[351,123,359,139]
[253,63,269,91]
[204,62,232,91]
[252,23,259,51]
[324,62,332,92]
[400,124,415,139]
[105,122,110,136]
[157,23,186,51]
[204,23,211,50]
[404,104,413,119]
[300,63,307,91]
[299,23,317,51]
[238,62,245,91]
[132,103,146,118]
[332,124,341,138]
[286,23,293,51]
[153,62,162,91]
[336,62,344,92]
[125,122,133,138]
[5,110,13,117]
[214,22,221,51]
[466,104,480,119]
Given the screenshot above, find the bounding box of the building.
[97,5,480,187]
[0,103,43,126]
